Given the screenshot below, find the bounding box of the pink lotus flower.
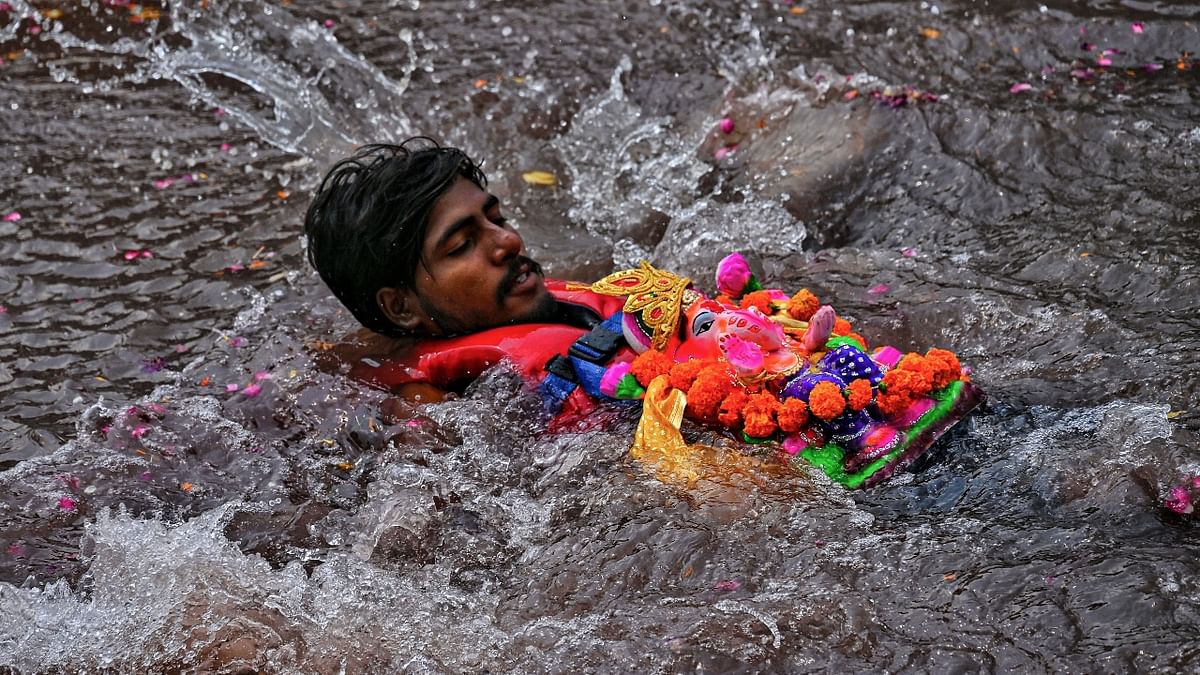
[715,252,760,298]
[599,362,632,398]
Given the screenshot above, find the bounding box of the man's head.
[304,138,554,337]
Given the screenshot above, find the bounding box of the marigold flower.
[686,364,734,422]
[847,378,873,411]
[897,353,934,396]
[742,390,780,438]
[924,348,962,390]
[833,318,853,336]
[777,397,809,433]
[669,358,711,392]
[808,381,847,421]
[630,350,674,387]
[785,289,820,321]
[739,290,775,315]
[717,389,749,427]
[876,369,922,416]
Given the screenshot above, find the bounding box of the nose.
[488,222,523,264]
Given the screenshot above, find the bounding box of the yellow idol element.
[591,260,692,352]
[631,375,698,484]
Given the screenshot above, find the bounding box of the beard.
[418,255,557,336]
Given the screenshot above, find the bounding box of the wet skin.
[386,177,557,336]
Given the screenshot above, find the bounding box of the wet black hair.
[303,137,488,335]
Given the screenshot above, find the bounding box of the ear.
[376,287,424,332]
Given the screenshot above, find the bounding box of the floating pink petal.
[147,403,167,415]
[718,117,735,134]
[153,177,176,190]
[867,283,890,295]
[214,107,225,116]
[1131,22,1144,34]
[1164,486,1193,514]
[714,579,741,592]
[406,419,424,428]
[253,371,272,381]
[58,496,77,512]
[131,425,150,438]
[1009,82,1033,94]
[225,383,240,392]
[2,211,19,221]
[123,250,140,261]
[227,263,244,272]
[714,144,738,160]
[7,542,26,557]
[240,383,262,397]
[0,306,7,314]
[901,247,917,258]
[1144,63,1163,72]
[174,343,189,353]
[323,18,335,28]
[220,143,231,152]
[1070,69,1093,80]
[139,471,154,481]
[1192,475,1200,489]
[1096,57,1112,67]
[228,336,247,347]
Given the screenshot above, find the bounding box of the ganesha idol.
[590,254,984,489]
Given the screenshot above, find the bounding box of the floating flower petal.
[521,171,558,186]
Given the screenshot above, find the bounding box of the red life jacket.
[349,280,630,413]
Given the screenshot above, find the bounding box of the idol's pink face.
[403,177,554,335]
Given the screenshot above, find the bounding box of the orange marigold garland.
[832,317,853,336]
[742,390,781,438]
[925,348,962,390]
[808,381,847,421]
[685,364,734,422]
[629,350,674,387]
[668,358,711,392]
[717,389,749,427]
[739,290,775,315]
[785,289,820,321]
[876,369,922,416]
[846,378,873,411]
[896,353,934,397]
[777,397,809,433]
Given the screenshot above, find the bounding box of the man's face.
[398,177,555,336]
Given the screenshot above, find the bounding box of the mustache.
[496,256,543,304]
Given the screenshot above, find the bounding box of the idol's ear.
[376,287,423,332]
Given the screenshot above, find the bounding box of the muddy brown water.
[1,0,1198,672]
